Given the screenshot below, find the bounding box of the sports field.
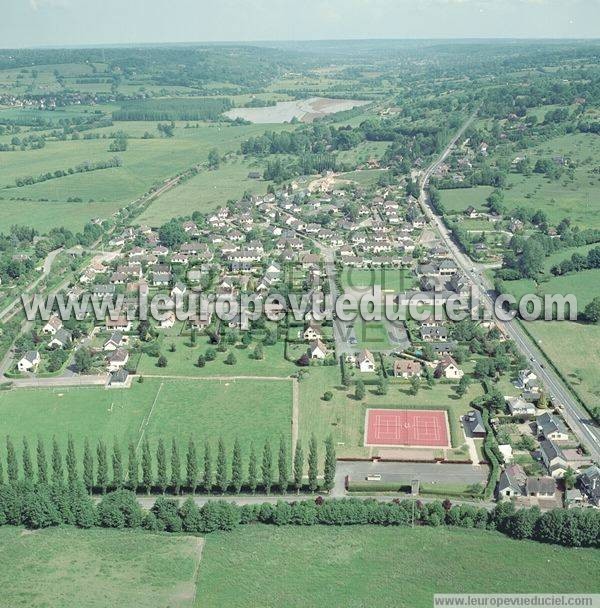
[0,527,203,608]
[195,525,600,608]
[364,408,450,448]
[0,377,292,466]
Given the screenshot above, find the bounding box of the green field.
[341,267,416,293]
[298,366,480,459]
[135,331,296,377]
[0,121,293,230]
[0,377,292,462]
[524,319,600,410]
[195,525,600,608]
[134,160,271,226]
[439,186,495,214]
[0,527,202,608]
[500,133,600,228]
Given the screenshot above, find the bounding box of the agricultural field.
[0,527,203,608]
[0,121,295,230]
[524,320,600,411]
[500,133,600,228]
[0,377,293,462]
[195,525,600,608]
[439,186,495,214]
[133,159,272,226]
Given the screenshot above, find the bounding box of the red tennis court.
[365,408,450,448]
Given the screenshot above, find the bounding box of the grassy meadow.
[0,527,202,608]
[195,525,600,608]
[0,377,292,465]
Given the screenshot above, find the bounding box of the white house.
[17,350,40,372]
[435,356,463,379]
[357,349,375,373]
[309,339,328,360]
[42,315,63,335]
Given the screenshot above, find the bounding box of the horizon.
[2,0,600,48]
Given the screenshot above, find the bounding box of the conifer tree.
[278,435,289,494]
[323,434,337,491]
[186,437,198,494]
[262,439,273,495]
[308,434,318,492]
[127,441,138,492]
[156,438,168,494]
[96,440,108,494]
[83,438,93,493]
[231,437,243,494]
[202,440,213,493]
[51,436,63,485]
[66,435,78,486]
[6,436,18,483]
[216,437,228,494]
[293,440,303,494]
[112,439,123,490]
[142,438,152,494]
[37,436,48,485]
[171,438,181,495]
[248,442,258,494]
[22,437,34,483]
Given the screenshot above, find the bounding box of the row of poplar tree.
[0,434,337,495]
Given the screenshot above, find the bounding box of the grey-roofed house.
[579,465,600,507]
[463,410,486,438]
[539,439,568,478]
[536,412,569,441]
[498,464,527,500]
[48,328,72,349]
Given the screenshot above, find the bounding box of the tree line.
[13,156,122,188]
[0,482,598,549]
[0,435,336,496]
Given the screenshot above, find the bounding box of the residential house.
[536,412,569,442]
[105,317,132,332]
[303,323,323,341]
[463,410,486,438]
[579,465,600,507]
[103,331,126,351]
[505,395,536,419]
[435,355,463,379]
[17,350,40,373]
[393,359,422,378]
[357,349,375,373]
[498,464,528,500]
[309,339,328,360]
[48,328,72,349]
[539,439,568,478]
[42,315,63,335]
[107,348,129,372]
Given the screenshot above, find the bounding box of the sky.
[1,0,599,48]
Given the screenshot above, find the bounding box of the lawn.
[523,319,600,410]
[195,525,600,608]
[0,377,292,467]
[298,366,480,460]
[135,333,296,378]
[341,267,416,293]
[0,527,202,608]
[439,186,494,214]
[352,317,393,351]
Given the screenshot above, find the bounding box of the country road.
[418,109,600,462]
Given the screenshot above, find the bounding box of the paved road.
[337,461,488,488]
[418,109,600,462]
[0,247,63,322]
